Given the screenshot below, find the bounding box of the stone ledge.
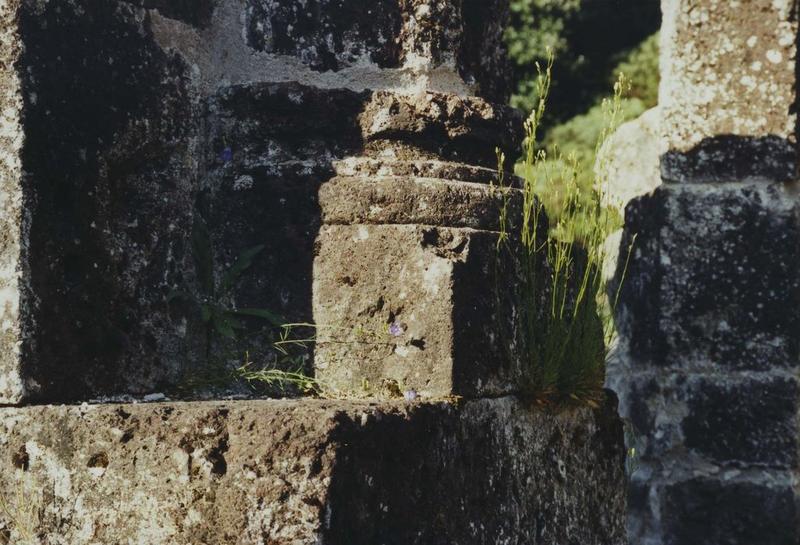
[0,396,625,545]
[319,175,522,231]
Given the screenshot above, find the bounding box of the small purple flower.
[219,147,233,163]
[388,322,403,337]
[404,389,418,402]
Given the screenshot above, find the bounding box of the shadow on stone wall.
[15,3,369,401]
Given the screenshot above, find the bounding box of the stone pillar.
[0,2,628,543]
[611,1,800,543]
[313,96,527,398]
[0,0,528,403]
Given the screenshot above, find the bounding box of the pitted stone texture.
[0,0,25,402]
[1,0,204,403]
[245,0,403,71]
[313,224,530,398]
[660,0,799,183]
[244,0,513,102]
[333,158,514,185]
[361,91,523,167]
[619,372,800,469]
[615,183,800,372]
[629,475,800,545]
[122,0,217,27]
[0,397,627,544]
[319,176,522,231]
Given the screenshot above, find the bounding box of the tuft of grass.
[0,481,40,545]
[499,51,635,404]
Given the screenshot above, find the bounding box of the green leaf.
[213,317,237,340]
[201,304,214,323]
[220,244,266,293]
[229,307,285,327]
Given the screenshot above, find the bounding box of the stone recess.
[660,0,799,183]
[1,0,204,403]
[0,397,627,545]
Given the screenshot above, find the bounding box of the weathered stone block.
[660,0,799,183]
[615,183,800,371]
[360,91,523,167]
[313,223,529,398]
[1,0,203,403]
[661,478,799,545]
[319,174,522,231]
[682,376,799,469]
[0,396,626,544]
[620,372,800,468]
[244,0,514,102]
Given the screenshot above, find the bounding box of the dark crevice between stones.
[208,435,229,478]
[12,444,29,471]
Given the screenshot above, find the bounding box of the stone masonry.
[609,1,800,543]
[0,1,626,543]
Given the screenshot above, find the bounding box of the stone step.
[0,396,625,545]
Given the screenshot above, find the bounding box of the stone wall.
[609,1,800,543]
[0,0,524,403]
[0,1,627,543]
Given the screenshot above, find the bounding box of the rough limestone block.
[244,0,514,102]
[598,107,661,215]
[0,397,626,544]
[0,0,204,403]
[620,373,799,468]
[660,0,799,183]
[319,175,522,231]
[661,478,799,545]
[682,375,799,468]
[313,223,530,398]
[615,183,800,371]
[359,91,523,168]
[628,474,800,545]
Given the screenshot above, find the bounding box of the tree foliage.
[506,0,660,126]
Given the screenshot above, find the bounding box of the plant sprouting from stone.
[498,50,636,403]
[168,219,321,395]
[174,218,285,342]
[233,351,321,395]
